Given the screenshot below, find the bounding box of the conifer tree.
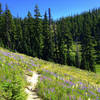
[42,12,53,60]
[95,17,100,63]
[22,17,29,54]
[81,14,96,72]
[4,4,16,49]
[0,3,3,46]
[21,11,34,55]
[27,11,34,56]
[53,23,59,62]
[57,18,67,64]
[64,21,73,65]
[48,8,52,30]
[34,5,43,58]
[14,18,23,52]
[75,42,80,68]
[74,16,81,68]
[48,8,54,60]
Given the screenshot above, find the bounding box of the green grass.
[0,47,37,99]
[0,47,100,100]
[37,64,100,100]
[96,64,100,74]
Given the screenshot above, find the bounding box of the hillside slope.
[0,47,100,100]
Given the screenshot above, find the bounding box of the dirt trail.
[25,72,41,100]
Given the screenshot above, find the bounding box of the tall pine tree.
[42,12,53,60]
[27,11,34,56]
[95,17,100,63]
[4,4,16,49]
[14,17,23,52]
[0,3,3,46]
[34,5,43,58]
[81,14,96,72]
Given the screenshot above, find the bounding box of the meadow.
[0,47,100,100]
[96,65,100,74]
[0,47,38,100]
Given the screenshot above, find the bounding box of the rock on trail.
[25,72,41,100]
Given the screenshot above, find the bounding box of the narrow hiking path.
[25,72,41,100]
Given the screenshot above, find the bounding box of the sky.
[0,0,100,20]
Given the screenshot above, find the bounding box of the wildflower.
[88,98,90,100]
[98,88,100,93]
[79,97,81,100]
[50,88,55,92]
[88,90,96,96]
[69,96,71,100]
[76,84,78,88]
[86,92,87,96]
[72,85,74,88]
[7,79,11,83]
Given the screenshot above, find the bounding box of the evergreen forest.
[0,3,100,72]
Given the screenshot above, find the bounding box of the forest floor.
[25,71,41,100]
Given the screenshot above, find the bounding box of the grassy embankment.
[96,64,100,74]
[0,47,100,100]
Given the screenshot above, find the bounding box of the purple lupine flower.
[98,88,100,93]
[82,85,87,90]
[96,96,99,100]
[65,80,74,86]
[40,77,44,81]
[51,88,55,92]
[69,81,74,86]
[79,82,83,85]
[11,66,13,68]
[7,79,11,83]
[69,96,71,100]
[79,96,81,100]
[65,80,69,84]
[27,69,32,73]
[88,90,96,96]
[74,96,76,99]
